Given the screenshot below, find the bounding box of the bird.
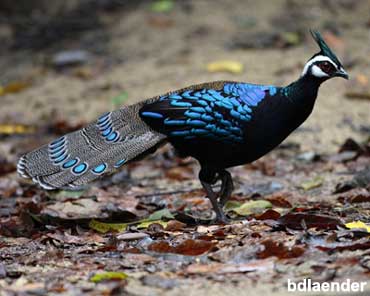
[17,30,348,223]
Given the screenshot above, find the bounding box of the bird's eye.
[320,61,334,73]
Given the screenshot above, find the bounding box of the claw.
[213,212,230,225]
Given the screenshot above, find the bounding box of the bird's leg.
[201,181,228,224]
[199,168,228,224]
[218,170,234,207]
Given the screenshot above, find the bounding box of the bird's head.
[301,30,349,81]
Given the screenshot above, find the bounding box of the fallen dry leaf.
[230,200,272,216]
[136,220,168,229]
[345,221,370,232]
[90,271,128,283]
[43,198,102,220]
[277,212,343,230]
[316,238,370,253]
[300,176,324,191]
[165,220,187,231]
[185,258,274,274]
[255,209,281,220]
[0,81,31,96]
[148,239,215,256]
[257,240,305,259]
[116,232,149,241]
[266,193,293,208]
[89,219,128,233]
[165,166,194,181]
[0,124,35,135]
[207,60,244,74]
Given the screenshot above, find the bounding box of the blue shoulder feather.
[140,82,278,143]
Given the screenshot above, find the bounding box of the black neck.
[285,74,323,102]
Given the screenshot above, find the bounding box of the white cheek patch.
[311,65,329,78]
[301,55,337,77]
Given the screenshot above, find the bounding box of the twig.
[135,186,221,198]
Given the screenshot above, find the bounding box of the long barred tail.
[17,103,166,190]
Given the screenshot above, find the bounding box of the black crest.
[310,30,343,67]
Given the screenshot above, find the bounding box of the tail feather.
[17,103,166,190]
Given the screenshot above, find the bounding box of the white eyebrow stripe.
[301,55,337,76]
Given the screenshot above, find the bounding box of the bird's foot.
[213,211,230,225]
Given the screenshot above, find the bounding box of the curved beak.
[335,67,349,80]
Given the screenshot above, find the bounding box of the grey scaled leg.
[201,181,228,224]
[218,170,234,207]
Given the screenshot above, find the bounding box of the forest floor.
[1,0,370,295]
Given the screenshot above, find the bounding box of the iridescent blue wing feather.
[140,82,277,144]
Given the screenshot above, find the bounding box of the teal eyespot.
[97,112,110,123]
[98,119,111,129]
[49,137,65,148]
[114,159,126,168]
[49,145,65,154]
[54,153,68,164]
[72,163,87,174]
[92,163,106,174]
[62,159,78,169]
[102,127,112,137]
[106,131,118,141]
[51,150,66,159]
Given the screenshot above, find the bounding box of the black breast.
[171,91,317,169]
